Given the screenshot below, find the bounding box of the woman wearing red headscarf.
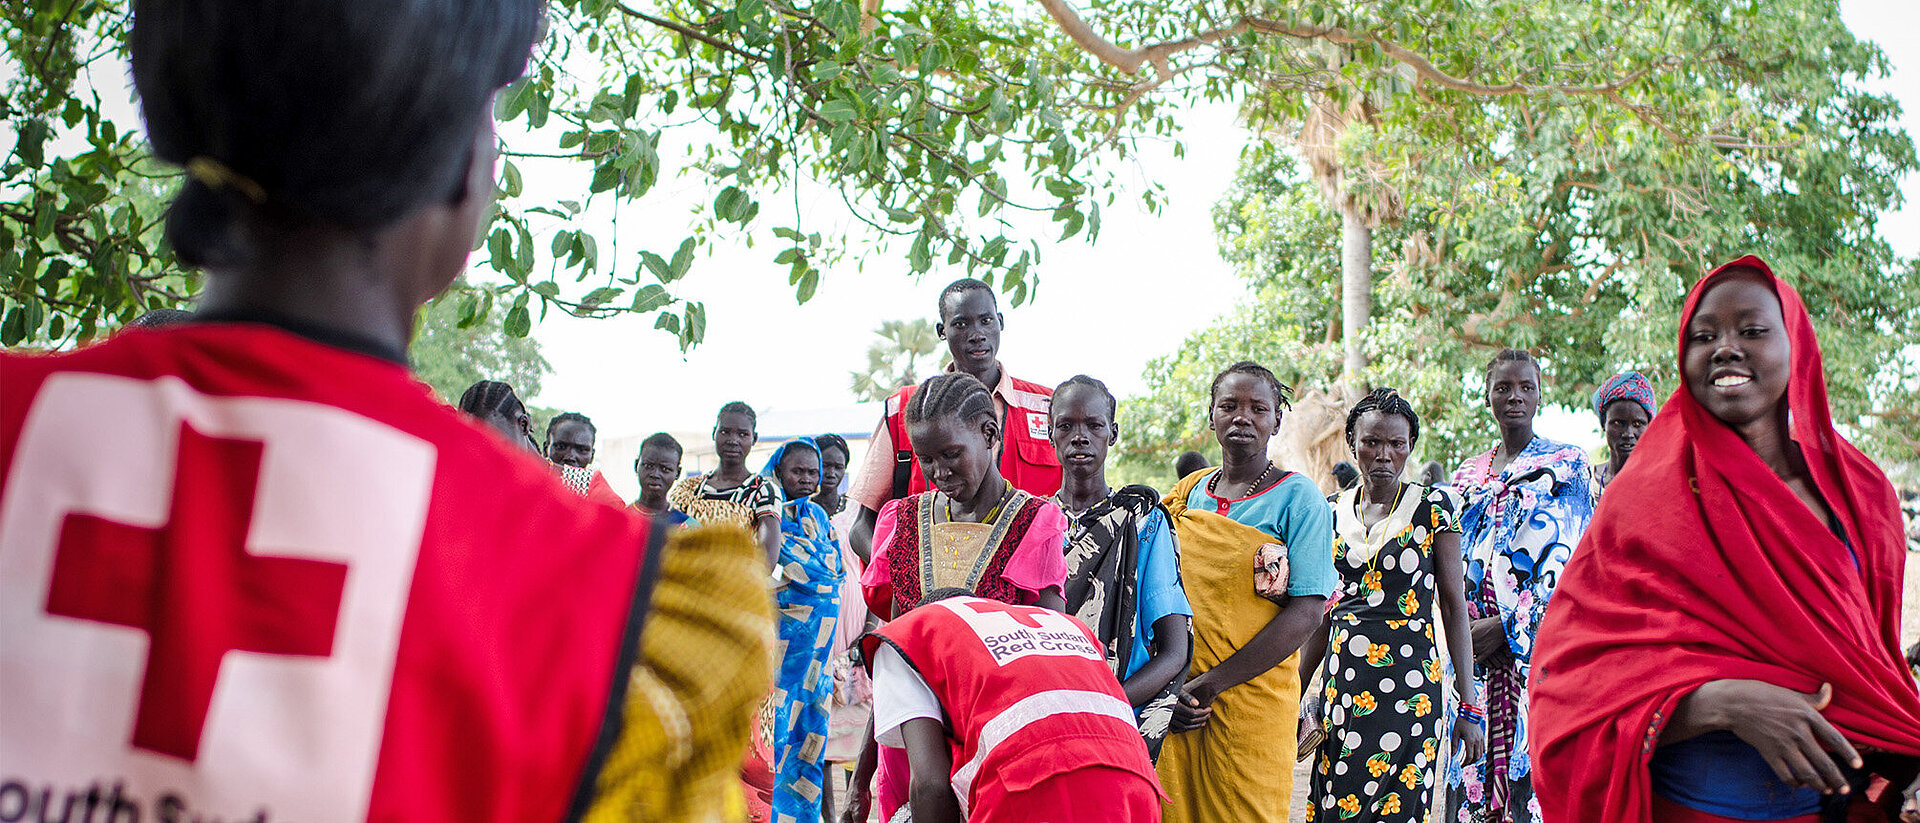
[1530,256,1920,823]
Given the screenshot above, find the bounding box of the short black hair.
[715,401,757,431]
[129,308,195,327]
[1331,462,1359,489]
[130,0,542,268]
[1208,361,1293,409]
[937,278,996,319]
[1484,348,1543,391]
[815,433,851,462]
[547,411,595,439]
[638,432,684,462]
[1344,387,1421,450]
[1052,374,1117,420]
[1174,450,1210,478]
[457,380,522,420]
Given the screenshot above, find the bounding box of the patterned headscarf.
[1590,371,1656,422]
[759,436,821,502]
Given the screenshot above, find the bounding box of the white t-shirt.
[871,644,944,747]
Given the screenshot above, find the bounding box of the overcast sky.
[520,0,1920,455]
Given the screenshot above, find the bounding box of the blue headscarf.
[1591,371,1657,422]
[760,436,823,503]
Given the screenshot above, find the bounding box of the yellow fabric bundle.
[1156,471,1304,823]
[585,524,776,823]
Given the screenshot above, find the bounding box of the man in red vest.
[845,279,1061,559]
[864,591,1164,822]
[0,2,768,821]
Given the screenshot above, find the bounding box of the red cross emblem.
[957,599,1053,628]
[43,424,349,762]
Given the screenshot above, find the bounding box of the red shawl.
[1530,255,1919,823]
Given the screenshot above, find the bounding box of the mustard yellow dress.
[1156,469,1337,823]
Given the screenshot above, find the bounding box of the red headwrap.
[1530,255,1919,823]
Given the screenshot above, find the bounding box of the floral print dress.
[1445,437,1592,823]
[1309,484,1461,823]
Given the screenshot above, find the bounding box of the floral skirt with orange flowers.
[1307,616,1443,823]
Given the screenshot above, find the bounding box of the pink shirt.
[859,496,1069,615]
[859,496,1070,821]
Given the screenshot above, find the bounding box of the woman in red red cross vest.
[842,371,1071,823]
[863,590,1166,822]
[0,2,770,821]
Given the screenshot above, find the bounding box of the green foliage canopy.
[411,283,556,406]
[3,0,1158,349]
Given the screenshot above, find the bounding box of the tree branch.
[1038,0,1655,99]
[615,4,768,62]
[1035,0,1244,76]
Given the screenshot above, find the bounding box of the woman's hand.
[1453,717,1487,766]
[1469,616,1510,666]
[1695,680,1861,795]
[1172,675,1218,733]
[1901,770,1919,823]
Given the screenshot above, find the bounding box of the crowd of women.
[3,2,1916,822]
[447,268,1920,823]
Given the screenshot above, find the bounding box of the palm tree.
[849,319,948,402]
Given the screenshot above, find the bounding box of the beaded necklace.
[1207,460,1276,498]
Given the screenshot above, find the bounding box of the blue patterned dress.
[770,495,843,822]
[1445,437,1592,823]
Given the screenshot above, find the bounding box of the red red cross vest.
[0,324,660,823]
[863,597,1162,816]
[882,374,1061,500]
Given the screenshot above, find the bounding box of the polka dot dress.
[1308,484,1460,823]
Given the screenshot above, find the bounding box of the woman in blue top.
[761,437,846,822]
[1156,361,1338,823]
[1048,375,1194,760]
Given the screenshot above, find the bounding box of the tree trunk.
[1339,199,1372,405]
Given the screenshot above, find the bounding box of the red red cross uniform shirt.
[876,374,1061,500]
[0,323,655,823]
[863,597,1164,820]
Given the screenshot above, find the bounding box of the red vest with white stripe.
[0,325,656,823]
[882,374,1061,499]
[868,597,1160,815]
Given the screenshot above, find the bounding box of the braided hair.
[1052,374,1117,420]
[457,380,522,420]
[1208,361,1294,409]
[1344,387,1421,450]
[905,372,996,429]
[546,411,595,440]
[815,433,851,463]
[1483,348,1542,392]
